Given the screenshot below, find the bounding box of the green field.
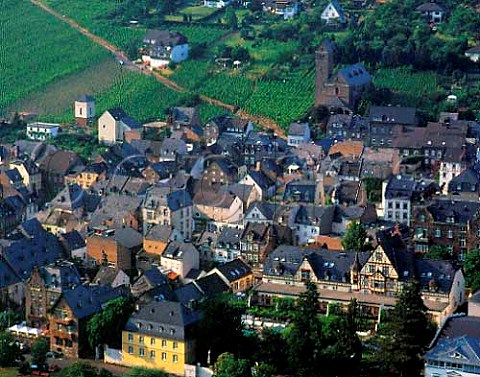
[244,70,315,127]
[0,0,108,114]
[201,73,254,107]
[0,368,17,377]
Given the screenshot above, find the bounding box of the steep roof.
[143,30,188,46]
[416,2,444,12]
[337,63,371,86]
[76,94,95,102]
[216,259,252,283]
[425,336,480,367]
[369,106,417,125]
[288,122,309,137]
[106,109,142,129]
[426,198,480,224]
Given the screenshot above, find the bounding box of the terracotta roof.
[328,140,364,160]
[310,236,344,250]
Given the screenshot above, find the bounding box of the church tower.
[315,39,334,107]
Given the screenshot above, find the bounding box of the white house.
[416,1,445,23]
[160,241,199,279]
[287,122,311,147]
[204,0,231,8]
[26,122,60,141]
[238,170,276,200]
[97,108,142,145]
[465,46,480,63]
[321,0,346,24]
[263,0,300,19]
[141,30,189,68]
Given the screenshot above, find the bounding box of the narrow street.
[29,0,286,137]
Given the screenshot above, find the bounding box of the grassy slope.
[0,0,108,113]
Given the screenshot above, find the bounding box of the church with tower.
[315,39,372,113]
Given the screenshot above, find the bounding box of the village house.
[48,284,129,358]
[262,0,300,19]
[39,150,84,196]
[204,0,232,8]
[293,204,335,245]
[412,198,480,259]
[214,227,243,262]
[238,169,276,200]
[321,0,346,24]
[98,109,142,145]
[120,299,200,375]
[206,258,254,292]
[193,191,244,231]
[368,106,418,148]
[287,122,311,147]
[143,224,172,256]
[26,122,60,141]
[65,162,108,190]
[160,241,200,280]
[26,261,82,329]
[416,1,445,23]
[93,266,131,288]
[9,158,42,193]
[141,30,189,68]
[143,187,193,240]
[86,226,143,271]
[256,228,464,325]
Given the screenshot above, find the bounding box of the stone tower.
[315,39,334,107]
[75,94,96,127]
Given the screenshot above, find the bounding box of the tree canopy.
[375,280,436,376]
[0,332,19,367]
[342,221,369,252]
[31,338,49,366]
[464,248,480,292]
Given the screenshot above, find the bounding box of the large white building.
[97,108,142,145]
[141,30,189,68]
[26,122,60,141]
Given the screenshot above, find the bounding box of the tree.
[375,281,436,376]
[0,332,19,367]
[99,369,114,377]
[59,362,98,377]
[464,249,480,292]
[87,297,134,359]
[31,338,49,366]
[341,221,369,252]
[285,281,323,377]
[125,367,167,377]
[213,352,251,377]
[424,245,452,260]
[195,296,245,365]
[225,8,238,30]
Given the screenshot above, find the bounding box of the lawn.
[10,58,122,123]
[373,66,446,109]
[180,6,218,19]
[0,368,18,377]
[0,0,108,114]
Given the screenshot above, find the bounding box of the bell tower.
[315,39,334,107]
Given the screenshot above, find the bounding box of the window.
[128,333,133,342]
[150,338,155,346]
[150,350,156,359]
[162,352,167,361]
[139,336,144,344]
[128,346,133,354]
[434,229,441,238]
[447,230,453,239]
[173,341,178,349]
[162,339,167,348]
[139,348,145,357]
[173,355,178,363]
[419,214,426,222]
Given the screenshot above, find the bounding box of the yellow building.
[121,300,199,376]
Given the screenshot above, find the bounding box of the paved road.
[30,0,286,138]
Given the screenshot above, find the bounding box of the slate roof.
[247,170,275,191]
[106,109,142,129]
[174,283,204,305]
[163,241,197,260]
[142,268,169,287]
[125,299,200,341]
[436,315,480,341]
[219,184,255,205]
[426,198,480,224]
[385,175,416,199]
[62,284,128,319]
[143,30,188,46]
[324,0,345,20]
[415,259,458,294]
[19,218,45,238]
[425,336,480,367]
[264,245,369,282]
[288,122,309,137]
[41,261,82,290]
[145,224,172,242]
[294,205,335,227]
[148,161,177,180]
[3,225,64,280]
[449,167,480,193]
[337,63,371,86]
[76,94,95,102]
[0,259,21,289]
[115,227,143,249]
[193,191,237,208]
[94,266,126,286]
[377,228,416,280]
[217,227,242,248]
[216,259,252,283]
[194,272,229,296]
[417,2,444,12]
[167,189,193,211]
[171,107,197,125]
[466,45,480,54]
[59,230,86,251]
[283,180,317,203]
[369,106,417,125]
